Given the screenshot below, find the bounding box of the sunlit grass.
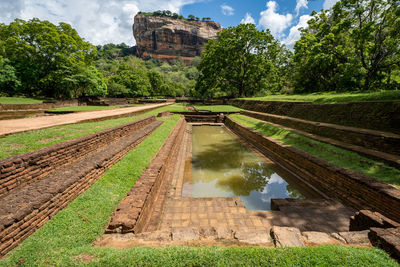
[0,97,44,104]
[241,90,400,104]
[231,114,400,188]
[194,105,242,112]
[50,105,141,112]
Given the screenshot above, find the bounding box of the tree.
[343,0,400,90]
[188,15,196,21]
[56,63,107,98]
[108,57,151,97]
[0,18,97,98]
[195,23,285,98]
[0,57,21,96]
[293,0,400,92]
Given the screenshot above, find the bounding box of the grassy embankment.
[0,113,396,266]
[241,90,400,104]
[230,114,400,188]
[0,97,44,104]
[50,105,141,112]
[0,104,186,160]
[193,105,242,112]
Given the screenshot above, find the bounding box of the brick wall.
[225,116,400,223]
[228,99,400,133]
[0,116,156,198]
[106,117,186,234]
[0,120,160,257]
[241,110,400,156]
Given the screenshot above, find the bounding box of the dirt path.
[0,103,169,137]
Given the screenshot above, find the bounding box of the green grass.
[50,105,140,112]
[0,97,44,104]
[241,90,400,104]
[0,104,186,160]
[0,114,396,266]
[231,114,400,188]
[194,105,242,112]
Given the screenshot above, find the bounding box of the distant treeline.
[139,10,212,22]
[0,0,398,100]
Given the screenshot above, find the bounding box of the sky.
[0,0,339,48]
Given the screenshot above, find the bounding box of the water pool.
[184,125,319,210]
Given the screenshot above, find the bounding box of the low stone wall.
[224,116,400,223]
[241,110,400,156]
[106,117,186,234]
[228,100,400,133]
[0,99,79,111]
[0,116,156,198]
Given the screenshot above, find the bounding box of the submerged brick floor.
[159,197,271,230]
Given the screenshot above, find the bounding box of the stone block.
[270,226,304,247]
[350,210,400,231]
[302,231,331,244]
[337,230,370,244]
[369,227,400,261]
[235,229,271,244]
[171,227,200,242]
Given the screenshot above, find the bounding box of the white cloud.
[282,14,311,48]
[323,0,339,9]
[221,4,234,16]
[240,13,255,24]
[295,0,308,15]
[258,1,293,38]
[0,0,201,45]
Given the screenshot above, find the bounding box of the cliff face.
[133,14,221,62]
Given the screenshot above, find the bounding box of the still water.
[185,125,318,210]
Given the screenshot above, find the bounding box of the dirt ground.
[0,103,169,137]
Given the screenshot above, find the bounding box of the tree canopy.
[195,23,289,98]
[0,18,105,98]
[293,0,400,93]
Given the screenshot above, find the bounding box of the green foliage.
[293,0,400,93]
[240,90,400,103]
[56,63,107,98]
[0,18,104,98]
[0,57,21,96]
[0,96,43,104]
[196,24,290,98]
[94,43,199,98]
[140,10,186,20]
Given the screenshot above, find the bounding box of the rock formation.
[133,13,221,62]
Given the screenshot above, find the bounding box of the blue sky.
[0,0,338,47]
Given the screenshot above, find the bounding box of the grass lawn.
[0,114,396,266]
[194,105,242,112]
[50,105,141,112]
[241,90,400,104]
[0,97,44,104]
[230,114,400,188]
[0,105,186,160]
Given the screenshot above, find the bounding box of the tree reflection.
[286,185,304,199]
[216,162,274,196]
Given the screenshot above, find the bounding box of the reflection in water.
[186,126,311,210]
